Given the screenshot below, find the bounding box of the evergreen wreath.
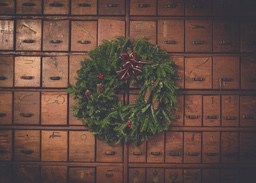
[68,37,178,145]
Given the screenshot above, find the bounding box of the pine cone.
[152,95,160,110]
[85,89,92,97]
[96,83,104,93]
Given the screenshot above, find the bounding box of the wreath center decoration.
[69,37,178,145]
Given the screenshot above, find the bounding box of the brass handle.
[106,3,119,8]
[138,3,151,8]
[187,152,200,156]
[243,114,256,120]
[49,2,64,7]
[166,3,177,8]
[49,76,61,80]
[0,75,7,80]
[150,151,161,156]
[168,150,181,156]
[192,40,205,45]
[79,3,91,7]
[105,150,116,156]
[207,115,218,120]
[78,40,91,44]
[21,76,34,80]
[133,151,143,156]
[22,2,36,7]
[165,40,177,44]
[205,152,218,156]
[0,2,8,6]
[221,77,232,82]
[20,113,33,117]
[223,116,237,120]
[192,24,205,29]
[20,149,34,155]
[193,76,205,81]
[50,40,63,44]
[219,40,232,45]
[0,113,6,117]
[186,115,200,119]
[22,39,35,44]
[106,170,114,177]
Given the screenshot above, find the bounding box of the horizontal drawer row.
[0,19,256,52]
[0,0,255,17]
[1,130,256,164]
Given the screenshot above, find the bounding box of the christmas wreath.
[68,37,178,145]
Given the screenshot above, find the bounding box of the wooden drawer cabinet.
[0,165,12,183]
[172,95,184,126]
[128,142,146,162]
[0,56,13,87]
[130,21,156,44]
[69,167,95,183]
[130,0,156,16]
[15,57,41,87]
[158,0,184,16]
[96,166,123,183]
[41,166,67,183]
[241,22,256,52]
[147,133,165,163]
[240,132,256,163]
[185,95,202,126]
[99,0,125,15]
[16,19,41,51]
[14,130,40,161]
[129,168,145,183]
[44,0,69,14]
[203,95,220,126]
[69,96,81,125]
[213,0,238,16]
[0,20,14,50]
[184,132,201,163]
[147,168,164,183]
[202,169,220,183]
[16,0,42,14]
[165,132,183,163]
[0,0,14,14]
[221,95,239,126]
[165,169,183,183]
[0,92,12,125]
[220,169,239,183]
[202,132,220,163]
[14,92,40,125]
[172,56,184,89]
[185,0,211,16]
[13,165,40,183]
[0,130,12,161]
[240,96,256,126]
[221,132,238,163]
[241,56,256,90]
[69,55,84,85]
[71,0,97,15]
[184,169,201,183]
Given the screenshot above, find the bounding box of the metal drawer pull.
[187,152,200,156]
[0,113,6,117]
[219,40,232,45]
[133,151,143,156]
[20,113,33,117]
[49,2,64,7]
[22,2,36,7]
[106,3,119,8]
[221,77,232,82]
[243,114,256,120]
[78,40,91,44]
[79,3,91,7]
[138,3,151,8]
[49,132,61,138]
[165,40,177,44]
[192,24,205,29]
[192,40,205,45]
[223,152,236,157]
[223,116,237,120]
[0,3,8,6]
[205,152,218,156]
[50,40,63,44]
[186,115,200,119]
[20,150,34,155]
[168,150,181,156]
[0,76,7,80]
[22,39,35,44]
[50,76,61,80]
[193,76,205,81]
[151,151,161,156]
[106,170,114,177]
[21,76,34,80]
[105,150,116,155]
[207,115,218,120]
[166,3,177,8]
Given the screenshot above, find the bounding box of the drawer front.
[221,132,238,163]
[69,96,82,125]
[241,56,256,89]
[213,0,238,16]
[185,57,212,89]
[99,0,125,15]
[69,131,95,162]
[14,130,40,161]
[69,167,95,183]
[43,20,69,51]
[202,169,220,183]
[71,21,97,52]
[44,0,69,14]
[130,0,156,16]
[0,0,14,14]
[0,130,12,161]
[185,0,211,16]
[130,21,156,44]
[184,169,201,183]
[147,168,164,183]
[185,95,202,126]
[14,56,41,87]
[203,95,220,126]
[158,20,184,52]
[213,21,239,52]
[184,132,201,163]
[14,92,40,124]
[220,169,239,183]
[213,56,240,89]
[0,92,12,125]
[202,132,220,163]
[16,0,42,14]
[0,165,12,183]
[172,56,184,89]
[16,19,41,51]
[71,0,97,15]
[165,132,183,163]
[241,22,256,52]
[172,95,184,126]
[42,131,67,161]
[41,166,67,183]
[98,19,125,45]
[240,132,256,163]
[165,169,183,183]
[96,140,123,162]
[42,56,68,88]
[41,92,67,125]
[13,165,40,183]
[96,166,123,183]
[240,96,256,126]
[129,168,145,183]
[185,20,212,52]
[147,133,165,163]
[158,0,184,16]
[0,56,13,87]
[221,95,239,126]
[0,20,14,50]
[128,142,146,162]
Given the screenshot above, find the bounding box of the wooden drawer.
[213,0,238,16]
[185,19,212,52]
[184,169,201,183]
[0,92,12,125]
[42,131,67,161]
[221,95,239,126]
[241,56,256,89]
[147,133,165,163]
[16,19,41,51]
[0,165,12,183]
[147,168,164,183]
[240,132,256,163]
[130,21,156,44]
[172,56,184,89]
[165,169,183,183]
[172,95,184,126]
[69,131,95,162]
[99,0,125,15]
[41,166,67,183]
[0,20,14,50]
[0,130,12,161]
[69,167,95,183]
[14,92,40,125]
[202,169,220,183]
[13,165,40,183]
[0,0,14,14]
[185,95,202,126]
[184,132,201,163]
[0,56,13,87]
[165,132,183,163]
[213,20,239,52]
[221,132,238,163]
[202,132,220,163]
[16,0,42,14]
[240,96,256,126]
[158,0,184,16]
[44,0,69,14]
[203,95,220,126]
[14,56,41,87]
[42,56,68,88]
[71,0,97,15]
[128,142,146,162]
[96,166,123,183]
[98,19,125,45]
[185,57,212,89]
[41,92,67,125]
[43,20,69,51]
[130,0,156,16]
[96,139,123,162]
[158,20,184,52]
[185,0,211,16]
[220,169,239,183]
[71,21,97,52]
[129,168,145,183]
[14,130,40,161]
[213,56,240,89]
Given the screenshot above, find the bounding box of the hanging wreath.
[68,37,178,145]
